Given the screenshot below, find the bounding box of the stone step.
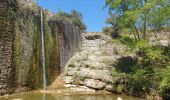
[66,68,113,83]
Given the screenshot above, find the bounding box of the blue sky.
[37,0,109,32]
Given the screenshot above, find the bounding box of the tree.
[105,0,170,40]
[54,10,86,31]
[71,10,86,30]
[71,10,83,20]
[105,11,121,38]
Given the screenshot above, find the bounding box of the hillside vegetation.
[102,0,170,98]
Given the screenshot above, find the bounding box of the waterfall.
[41,8,47,89]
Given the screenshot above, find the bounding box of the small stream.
[2,93,145,100]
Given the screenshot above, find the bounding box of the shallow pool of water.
[2,93,145,100]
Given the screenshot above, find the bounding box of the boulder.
[105,84,116,92]
[84,79,106,89]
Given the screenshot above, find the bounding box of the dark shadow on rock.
[85,35,101,40]
[111,32,120,39]
[163,89,170,100]
[115,56,137,73]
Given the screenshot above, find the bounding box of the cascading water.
[41,8,47,89]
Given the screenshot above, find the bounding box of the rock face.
[147,31,170,47]
[59,21,82,72]
[0,0,17,95]
[84,79,106,89]
[64,32,122,91]
[0,0,82,95]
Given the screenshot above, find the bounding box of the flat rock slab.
[84,79,106,89]
[66,68,113,83]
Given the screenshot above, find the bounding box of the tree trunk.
[132,30,137,41]
[134,23,140,40]
[143,19,147,39]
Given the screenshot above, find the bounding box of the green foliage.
[68,64,75,68]
[44,10,61,85]
[127,69,151,95]
[119,36,137,49]
[102,26,113,35]
[25,16,42,89]
[105,0,170,97]
[136,40,168,70]
[111,34,169,96]
[52,10,86,30]
[112,35,140,51]
[104,12,122,38]
[105,0,170,39]
[159,66,170,92]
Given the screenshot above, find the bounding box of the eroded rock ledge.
[63,32,130,92]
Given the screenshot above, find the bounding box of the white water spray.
[41,8,47,89]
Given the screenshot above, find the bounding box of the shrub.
[112,35,170,96]
[52,10,86,31]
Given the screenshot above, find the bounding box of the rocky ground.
[50,32,169,95]
[61,32,128,92]
[148,31,170,47]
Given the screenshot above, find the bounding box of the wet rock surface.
[0,0,82,96]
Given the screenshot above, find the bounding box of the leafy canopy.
[105,0,170,39]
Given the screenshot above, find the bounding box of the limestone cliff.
[0,0,17,95]
[64,32,128,92]
[0,0,82,95]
